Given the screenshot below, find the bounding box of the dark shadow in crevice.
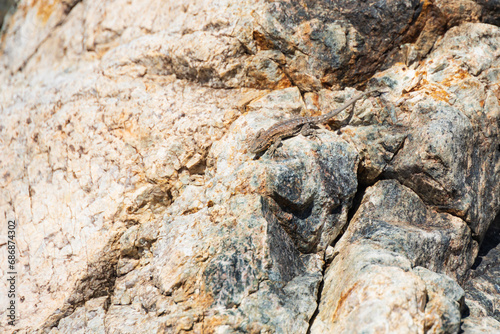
[346,183,369,224]
[306,267,325,334]
[470,211,500,271]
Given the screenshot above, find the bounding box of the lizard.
[248,89,384,156]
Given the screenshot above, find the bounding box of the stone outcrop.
[0,0,499,333]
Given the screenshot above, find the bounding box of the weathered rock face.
[1,1,499,334]
[462,218,500,331]
[310,180,472,333]
[381,23,500,242]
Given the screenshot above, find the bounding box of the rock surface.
[0,1,499,333]
[310,180,471,333]
[461,217,500,331]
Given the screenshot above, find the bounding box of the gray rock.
[311,180,474,333]
[346,180,476,282]
[413,266,465,333]
[476,0,500,26]
[461,316,500,334]
[380,23,500,241]
[259,132,359,254]
[461,219,500,332]
[251,0,422,90]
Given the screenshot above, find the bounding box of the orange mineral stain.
[35,0,59,24]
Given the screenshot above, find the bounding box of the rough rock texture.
[310,180,471,333]
[461,217,500,331]
[1,0,500,333]
[381,23,500,241]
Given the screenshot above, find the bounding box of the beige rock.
[1,0,500,333]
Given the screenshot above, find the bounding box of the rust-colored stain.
[299,21,315,50]
[234,179,252,196]
[181,207,201,215]
[428,86,450,102]
[439,67,470,87]
[35,0,60,24]
[401,68,451,103]
[308,93,320,114]
[274,76,293,90]
[404,80,450,103]
[331,281,359,321]
[252,30,274,51]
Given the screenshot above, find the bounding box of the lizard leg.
[267,137,282,157]
[300,123,314,136]
[300,123,319,141]
[337,103,356,134]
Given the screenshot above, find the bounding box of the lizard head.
[247,129,269,154]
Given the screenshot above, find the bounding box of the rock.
[304,88,407,184]
[0,0,429,90]
[344,180,476,282]
[310,243,428,334]
[51,296,108,334]
[310,180,474,333]
[341,124,407,185]
[378,23,500,241]
[461,316,500,334]
[413,267,465,334]
[258,131,359,254]
[1,0,500,333]
[250,0,422,90]
[461,218,500,332]
[476,0,500,26]
[434,0,481,28]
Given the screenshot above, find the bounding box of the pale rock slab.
[1,0,500,332]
